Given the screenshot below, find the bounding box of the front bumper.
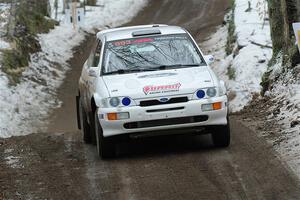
[98,95,228,137]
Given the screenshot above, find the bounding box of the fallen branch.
[250,41,272,49]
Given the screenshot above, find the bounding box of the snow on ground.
[49,0,147,31]
[202,0,272,112]
[4,148,24,169]
[0,0,148,138]
[203,0,300,178]
[265,57,300,176]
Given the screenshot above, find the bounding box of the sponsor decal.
[112,35,188,47]
[113,38,154,46]
[143,83,181,95]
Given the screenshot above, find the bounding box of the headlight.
[109,97,120,107]
[194,87,219,99]
[206,88,217,97]
[102,97,135,108]
[196,90,205,99]
[121,97,131,106]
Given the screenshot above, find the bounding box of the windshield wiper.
[104,64,201,75]
[104,67,156,75]
[153,64,201,70]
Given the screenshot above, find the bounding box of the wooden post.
[54,0,58,19]
[71,1,77,30]
[83,0,86,15]
[62,0,67,14]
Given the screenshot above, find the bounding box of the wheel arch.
[91,93,102,113]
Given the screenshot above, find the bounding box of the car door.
[85,40,103,112]
[81,40,100,112]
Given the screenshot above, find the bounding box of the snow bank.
[203,0,300,178]
[265,57,300,176]
[202,0,272,112]
[0,0,147,138]
[49,0,147,31]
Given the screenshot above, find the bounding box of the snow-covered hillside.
[265,56,300,176]
[0,0,148,138]
[202,0,272,113]
[203,0,300,178]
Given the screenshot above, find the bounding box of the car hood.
[102,67,215,99]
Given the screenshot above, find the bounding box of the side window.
[92,41,102,67]
[87,40,102,67]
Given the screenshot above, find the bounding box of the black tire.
[95,110,116,159]
[79,97,92,144]
[211,124,231,147]
[89,111,97,145]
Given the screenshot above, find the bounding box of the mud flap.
[76,96,81,130]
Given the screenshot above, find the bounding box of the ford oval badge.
[159,98,169,103]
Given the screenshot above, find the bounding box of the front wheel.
[211,124,231,147]
[79,97,92,144]
[95,110,116,159]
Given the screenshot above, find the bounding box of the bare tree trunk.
[268,0,284,56]
[6,0,16,40]
[268,0,299,64]
[63,0,67,14]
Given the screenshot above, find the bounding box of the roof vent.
[132,29,161,37]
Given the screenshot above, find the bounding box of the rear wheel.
[211,124,231,147]
[79,97,92,144]
[95,110,116,159]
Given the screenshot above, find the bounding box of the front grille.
[139,96,188,107]
[146,107,185,113]
[124,115,208,129]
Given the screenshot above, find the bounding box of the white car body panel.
[102,67,215,98]
[98,96,228,137]
[79,25,229,138]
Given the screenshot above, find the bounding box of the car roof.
[96,25,187,42]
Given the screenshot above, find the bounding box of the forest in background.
[0,0,95,84]
[264,0,300,93]
[0,0,299,92]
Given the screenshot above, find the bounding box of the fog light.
[107,112,130,120]
[202,102,222,111]
[202,104,213,111]
[107,113,118,120]
[212,102,222,110]
[117,112,130,120]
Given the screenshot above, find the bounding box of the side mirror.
[204,55,214,64]
[88,68,97,77]
[219,80,227,95]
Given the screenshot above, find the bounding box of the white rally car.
[76,24,230,158]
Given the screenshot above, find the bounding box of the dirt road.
[1,0,300,199]
[2,117,300,199]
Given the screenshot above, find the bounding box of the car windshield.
[102,34,206,75]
